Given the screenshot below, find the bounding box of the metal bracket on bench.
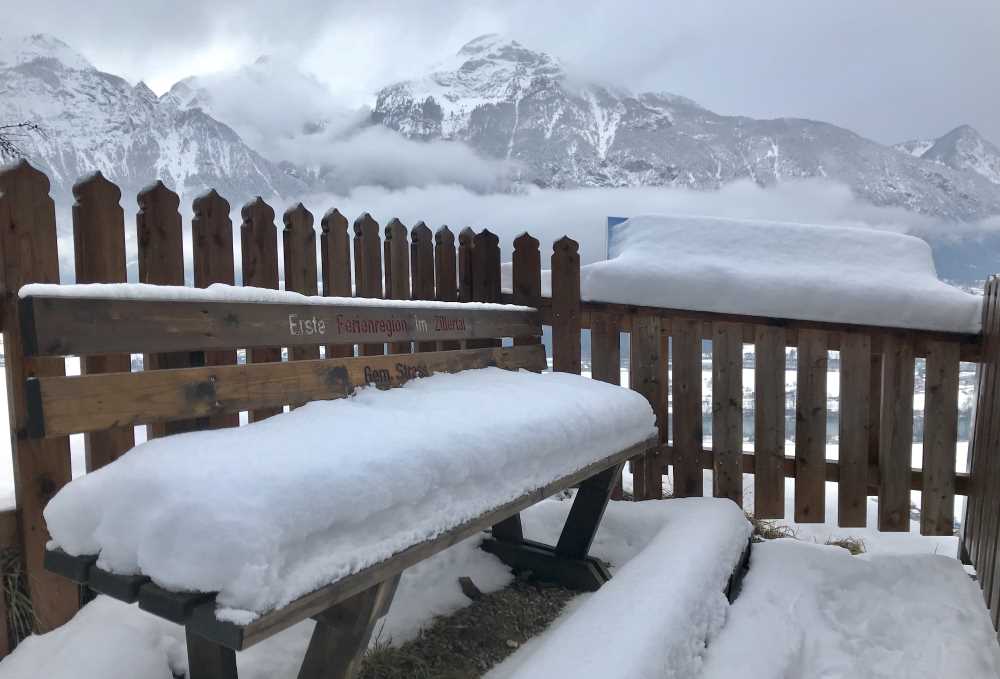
[481,537,612,591]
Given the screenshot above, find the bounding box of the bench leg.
[297,574,401,679]
[186,628,238,679]
[482,463,624,591]
[555,463,623,558]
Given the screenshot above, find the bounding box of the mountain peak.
[0,33,93,71]
[923,124,1000,185]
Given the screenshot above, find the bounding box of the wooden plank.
[71,172,136,470]
[921,341,960,536]
[658,445,970,495]
[192,189,239,429]
[551,236,581,373]
[0,160,79,631]
[753,325,785,519]
[136,180,201,438]
[838,332,871,528]
[284,203,321,373]
[188,436,655,650]
[383,218,411,354]
[795,329,827,523]
[878,333,915,532]
[506,296,982,361]
[512,233,541,347]
[352,213,384,356]
[138,583,213,624]
[629,316,663,500]
[297,575,400,679]
[712,321,742,505]
[21,296,542,357]
[410,222,436,353]
[469,230,502,349]
[672,318,704,498]
[320,208,353,359]
[240,197,283,422]
[30,346,548,436]
[434,226,459,351]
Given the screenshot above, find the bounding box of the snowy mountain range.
[373,35,1000,221]
[0,34,305,202]
[3,32,1000,224]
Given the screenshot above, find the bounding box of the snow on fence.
[0,159,996,654]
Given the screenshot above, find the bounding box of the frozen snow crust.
[575,215,979,333]
[44,368,656,621]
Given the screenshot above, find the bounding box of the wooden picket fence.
[0,159,997,653]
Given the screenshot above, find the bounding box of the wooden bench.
[19,288,657,679]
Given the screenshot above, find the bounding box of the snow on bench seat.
[499,498,752,679]
[44,367,656,623]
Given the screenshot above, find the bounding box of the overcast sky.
[7,0,1000,145]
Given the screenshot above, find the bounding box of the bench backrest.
[19,291,545,438]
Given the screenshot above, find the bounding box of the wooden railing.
[0,160,990,652]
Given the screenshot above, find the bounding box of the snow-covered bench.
[18,284,658,679]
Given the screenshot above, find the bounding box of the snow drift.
[506,214,982,333]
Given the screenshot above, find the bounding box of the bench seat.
[44,367,656,626]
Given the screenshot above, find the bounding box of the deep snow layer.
[503,215,982,333]
[44,367,656,619]
[504,498,751,679]
[699,539,1000,678]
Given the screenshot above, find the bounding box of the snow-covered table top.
[505,215,983,334]
[44,367,656,622]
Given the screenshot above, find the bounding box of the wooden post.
[922,341,959,536]
[434,226,459,351]
[630,315,663,500]
[469,230,501,349]
[71,172,135,470]
[795,329,827,523]
[551,236,581,374]
[753,325,786,519]
[240,197,282,422]
[458,227,474,304]
[838,332,871,528]
[137,180,199,437]
[383,218,411,354]
[878,333,914,532]
[410,222,435,353]
[592,311,624,498]
[0,160,78,631]
[320,208,353,360]
[353,213,383,356]
[712,321,742,505]
[192,189,239,429]
[672,318,704,498]
[283,203,321,366]
[512,233,541,347]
